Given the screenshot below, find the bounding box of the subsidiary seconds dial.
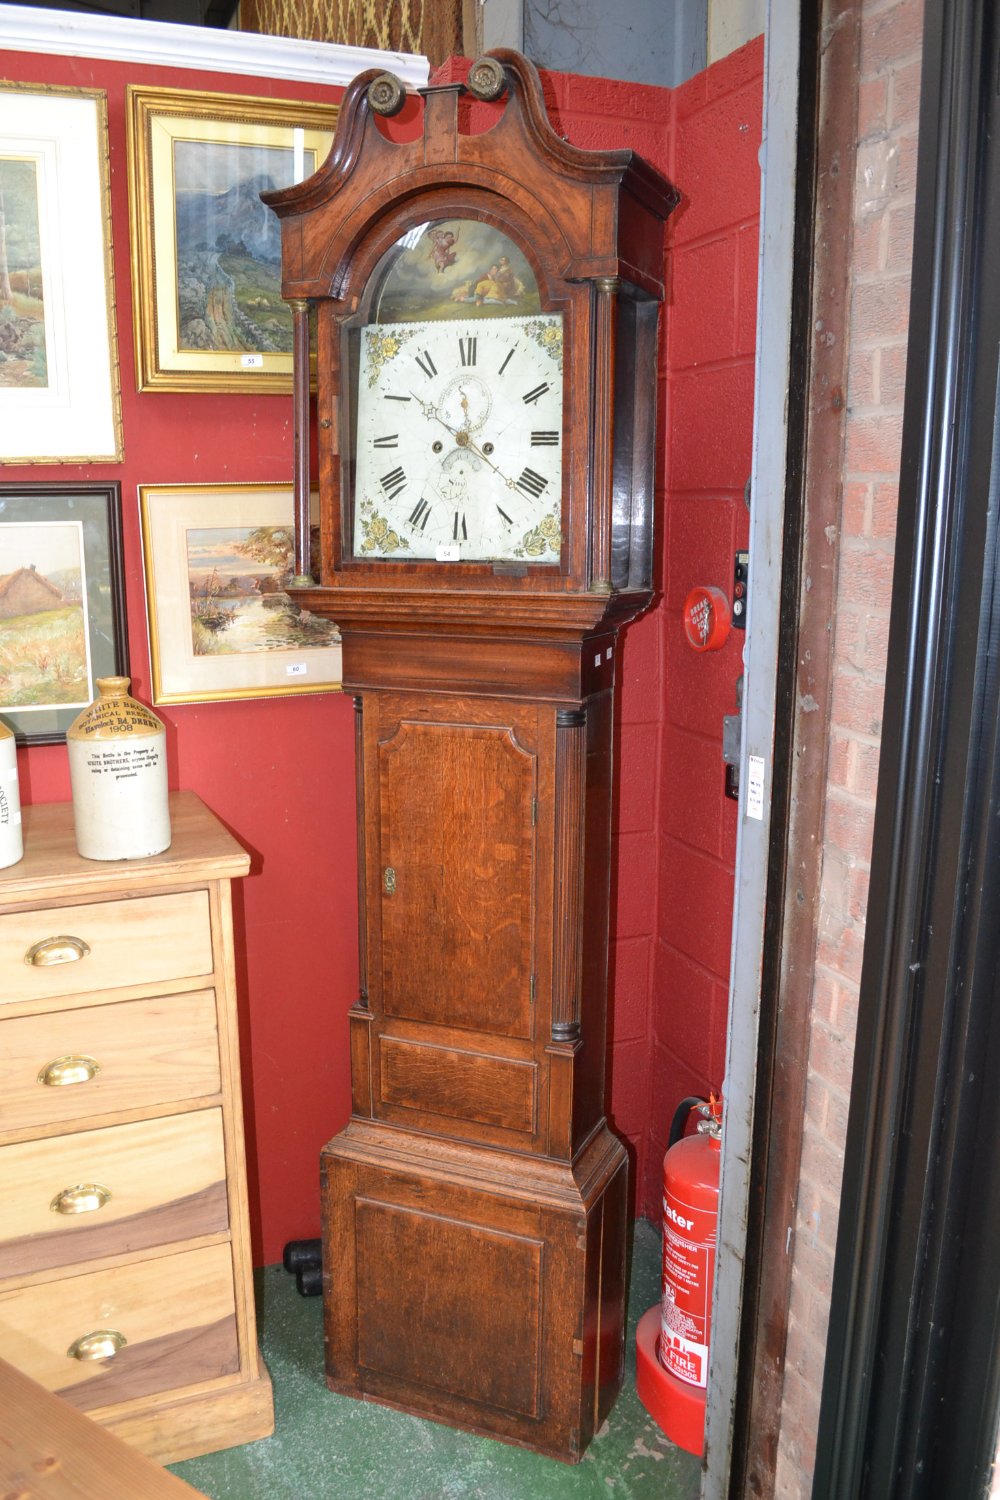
[353,314,563,562]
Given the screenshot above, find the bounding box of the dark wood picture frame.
[0,482,128,745]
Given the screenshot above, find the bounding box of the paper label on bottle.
[0,779,20,826]
[82,743,162,783]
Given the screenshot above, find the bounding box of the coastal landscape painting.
[185,523,337,656]
[140,483,341,704]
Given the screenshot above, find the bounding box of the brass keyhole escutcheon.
[383,867,396,895]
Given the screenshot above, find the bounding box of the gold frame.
[140,481,342,704]
[126,86,336,394]
[0,83,122,464]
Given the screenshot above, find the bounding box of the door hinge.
[530,974,537,1003]
[531,795,538,826]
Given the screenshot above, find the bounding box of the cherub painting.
[374,220,541,323]
[428,226,459,274]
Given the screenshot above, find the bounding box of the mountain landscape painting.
[173,139,318,354]
[0,156,47,388]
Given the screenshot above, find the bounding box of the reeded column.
[353,696,368,1012]
[590,276,620,593]
[551,707,587,1043]
[289,297,314,586]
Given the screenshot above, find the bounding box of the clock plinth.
[265,51,677,1461]
[321,1121,628,1460]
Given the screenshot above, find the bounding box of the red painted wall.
[1,50,355,1267]
[643,40,763,1215]
[6,39,761,1260]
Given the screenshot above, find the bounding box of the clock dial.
[352,315,563,562]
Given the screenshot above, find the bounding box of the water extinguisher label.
[660,1185,717,1388]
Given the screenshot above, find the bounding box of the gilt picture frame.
[126,86,337,393]
[139,482,341,704]
[0,85,123,464]
[0,483,128,745]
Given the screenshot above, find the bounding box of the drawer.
[0,1109,229,1278]
[0,1243,238,1412]
[0,990,221,1136]
[0,890,213,1009]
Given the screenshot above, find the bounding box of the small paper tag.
[436,544,461,562]
[240,354,264,369]
[286,663,308,677]
[747,755,766,820]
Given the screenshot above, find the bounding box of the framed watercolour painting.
[140,482,341,704]
[127,86,337,393]
[0,86,122,464]
[0,483,128,745]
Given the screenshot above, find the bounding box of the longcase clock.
[264,53,677,1462]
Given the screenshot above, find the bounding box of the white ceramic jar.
[0,718,23,869]
[67,677,171,861]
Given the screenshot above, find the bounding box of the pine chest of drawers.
[0,792,273,1463]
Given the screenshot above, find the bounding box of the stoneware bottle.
[67,677,171,861]
[0,717,23,869]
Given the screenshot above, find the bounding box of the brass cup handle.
[25,935,91,967]
[67,1329,127,1362]
[38,1055,101,1088]
[51,1183,112,1216]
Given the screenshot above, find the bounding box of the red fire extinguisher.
[636,1094,722,1456]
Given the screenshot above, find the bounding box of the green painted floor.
[170,1219,702,1500]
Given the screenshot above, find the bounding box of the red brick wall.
[776,0,923,1489]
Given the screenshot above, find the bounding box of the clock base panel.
[321,1119,628,1462]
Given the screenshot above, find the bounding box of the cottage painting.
[0,156,47,388]
[0,521,89,708]
[185,524,338,657]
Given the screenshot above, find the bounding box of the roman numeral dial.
[353,313,563,561]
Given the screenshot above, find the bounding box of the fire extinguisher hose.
[668,1096,708,1150]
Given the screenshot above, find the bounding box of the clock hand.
[409,390,521,491]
